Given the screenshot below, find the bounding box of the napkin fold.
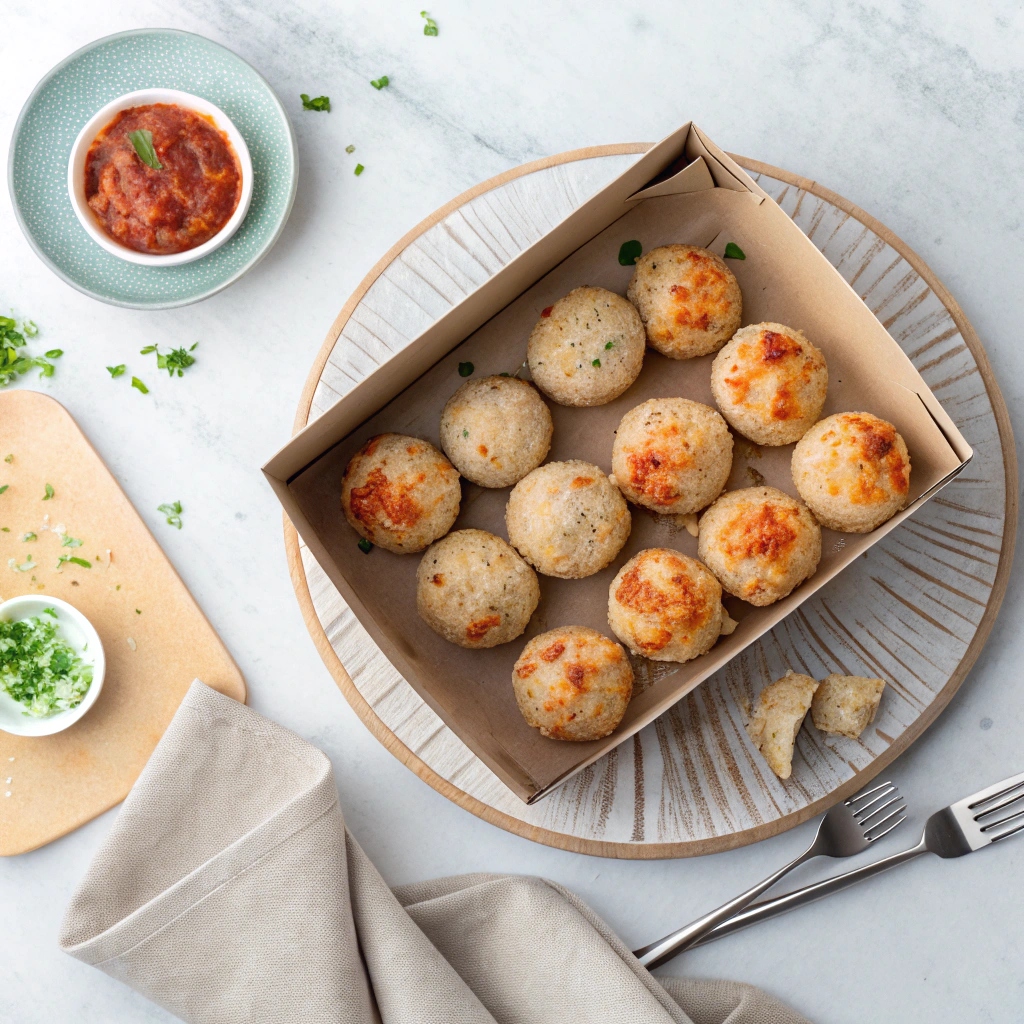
[59,682,810,1024]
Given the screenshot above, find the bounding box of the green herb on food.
[357,538,373,554]
[22,321,38,338]
[354,163,365,176]
[0,314,58,385]
[618,240,642,266]
[462,429,469,438]
[370,76,390,90]
[0,486,7,495]
[107,364,126,378]
[141,343,197,377]
[458,361,474,377]
[45,349,63,359]
[420,10,439,34]
[158,501,183,529]
[56,554,92,570]
[724,242,746,260]
[1,528,9,532]
[131,376,149,394]
[9,557,36,572]
[43,607,57,618]
[135,609,142,615]
[4,455,12,464]
[128,129,163,170]
[42,484,54,501]
[592,358,601,367]
[605,341,615,349]
[300,93,331,112]
[61,536,83,548]
[345,144,356,154]
[21,533,36,542]
[0,612,93,717]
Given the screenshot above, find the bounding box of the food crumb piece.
[4,792,9,798]
[746,466,766,487]
[720,611,739,636]
[126,637,137,651]
[5,777,11,784]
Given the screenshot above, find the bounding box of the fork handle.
[687,834,931,949]
[633,844,817,968]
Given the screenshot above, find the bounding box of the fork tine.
[857,794,903,825]
[845,781,892,806]
[971,783,1024,820]
[850,784,897,816]
[867,809,907,842]
[980,804,1024,833]
[991,820,1024,843]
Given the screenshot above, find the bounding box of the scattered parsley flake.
[56,555,92,570]
[1,528,8,533]
[0,314,57,385]
[42,484,54,501]
[345,144,356,154]
[357,538,373,554]
[158,501,183,529]
[724,242,746,260]
[462,428,469,438]
[592,358,601,367]
[618,240,642,266]
[131,376,149,394]
[21,532,35,541]
[370,75,390,90]
[128,129,163,170]
[42,607,57,618]
[45,349,63,359]
[605,341,615,349]
[420,10,439,34]
[354,163,365,176]
[107,364,126,378]
[141,343,197,377]
[9,557,36,572]
[22,321,38,338]
[61,535,83,548]
[458,361,474,377]
[0,486,7,495]
[300,93,331,112]
[3,455,12,464]
[135,609,142,615]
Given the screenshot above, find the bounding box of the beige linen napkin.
[59,681,810,1024]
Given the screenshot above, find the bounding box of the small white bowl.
[67,88,253,266]
[0,595,105,737]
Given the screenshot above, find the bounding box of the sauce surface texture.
[85,103,242,255]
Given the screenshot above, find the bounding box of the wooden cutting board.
[0,390,245,855]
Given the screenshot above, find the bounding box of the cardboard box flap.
[691,124,769,200]
[628,155,716,201]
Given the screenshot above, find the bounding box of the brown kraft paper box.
[264,123,971,803]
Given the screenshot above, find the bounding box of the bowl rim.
[66,86,254,266]
[0,594,106,737]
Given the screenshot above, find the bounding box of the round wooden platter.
[285,145,1017,859]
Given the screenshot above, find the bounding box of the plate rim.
[285,144,1018,859]
[7,27,300,311]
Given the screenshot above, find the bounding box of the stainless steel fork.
[681,769,1024,949]
[633,781,906,968]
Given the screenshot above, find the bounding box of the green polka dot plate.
[8,29,298,309]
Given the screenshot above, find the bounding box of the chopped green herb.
[42,607,58,618]
[135,609,142,615]
[605,341,615,349]
[0,612,93,717]
[42,484,54,501]
[141,343,197,377]
[128,129,163,170]
[618,240,642,266]
[592,358,601,367]
[3,455,12,464]
[420,10,439,34]
[0,486,7,495]
[370,75,390,90]
[45,349,63,359]
[345,144,356,155]
[300,93,331,112]
[158,501,183,529]
[107,364,126,378]
[357,538,373,554]
[724,242,746,260]
[354,163,365,176]
[499,371,511,377]
[57,555,92,570]
[0,314,57,385]
[131,376,149,394]
[9,557,36,572]
[1,528,8,532]
[458,361,474,377]
[61,536,83,548]
[21,533,36,542]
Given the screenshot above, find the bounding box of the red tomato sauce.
[84,103,242,256]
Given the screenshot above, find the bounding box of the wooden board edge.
[284,146,1017,859]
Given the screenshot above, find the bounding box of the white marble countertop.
[2,3,1022,1022]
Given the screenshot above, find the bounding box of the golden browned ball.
[607,547,725,663]
[791,412,911,533]
[439,376,552,487]
[416,530,540,648]
[526,286,646,406]
[512,625,633,741]
[341,433,461,553]
[611,398,733,515]
[626,244,742,359]
[506,460,631,578]
[697,486,821,606]
[710,322,828,445]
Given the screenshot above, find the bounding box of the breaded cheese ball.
[710,322,828,445]
[341,433,461,554]
[746,670,818,780]
[791,412,911,533]
[607,548,726,663]
[626,244,742,359]
[526,287,645,407]
[611,398,733,515]
[416,529,540,649]
[811,673,886,739]
[698,487,821,606]
[439,376,552,487]
[512,625,633,741]
[506,460,631,578]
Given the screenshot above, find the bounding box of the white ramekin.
[0,595,106,737]
[67,88,253,267]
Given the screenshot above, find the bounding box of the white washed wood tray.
[285,146,1017,858]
